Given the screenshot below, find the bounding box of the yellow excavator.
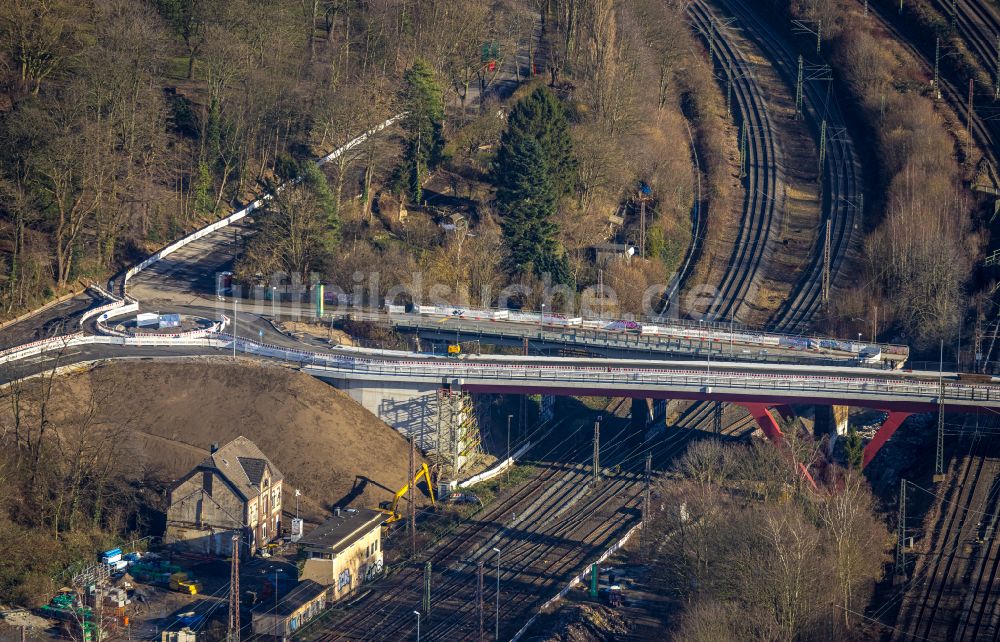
[378,463,436,525]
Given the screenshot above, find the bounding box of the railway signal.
[423,561,431,615]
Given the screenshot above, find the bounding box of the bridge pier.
[647,399,668,439]
[631,398,653,432]
[814,405,850,449]
[862,411,914,468]
[740,402,817,488]
[774,405,795,422]
[741,403,784,443]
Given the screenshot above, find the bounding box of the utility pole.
[639,196,647,259]
[598,269,604,319]
[895,478,907,583]
[969,77,975,143]
[739,121,748,179]
[409,435,416,556]
[935,379,946,482]
[796,55,804,118]
[975,300,984,373]
[935,339,946,482]
[726,76,733,116]
[933,37,940,90]
[423,561,432,615]
[477,560,485,642]
[995,34,1000,99]
[821,219,831,307]
[713,402,723,434]
[642,452,652,528]
[436,389,444,472]
[232,298,238,360]
[506,414,513,483]
[593,417,602,486]
[707,17,715,65]
[818,119,827,171]
[228,534,240,642]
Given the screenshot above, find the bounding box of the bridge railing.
[4,328,997,406]
[205,334,997,403]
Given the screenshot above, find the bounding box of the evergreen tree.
[300,161,339,246]
[495,86,576,195]
[495,136,570,283]
[399,59,444,204]
[844,426,864,470]
[493,86,576,284]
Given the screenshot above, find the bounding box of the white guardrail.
[0,117,400,369]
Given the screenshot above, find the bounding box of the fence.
[509,519,645,641]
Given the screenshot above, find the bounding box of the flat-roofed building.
[299,508,384,600]
[251,579,328,640]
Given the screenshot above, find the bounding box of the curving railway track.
[686,1,783,324]
[719,0,862,334]
[676,0,862,435]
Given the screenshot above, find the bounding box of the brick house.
[164,436,283,556]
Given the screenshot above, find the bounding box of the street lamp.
[273,567,285,640]
[506,415,513,483]
[233,298,238,360]
[413,610,421,642]
[492,547,501,641]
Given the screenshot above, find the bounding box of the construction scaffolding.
[430,388,483,485]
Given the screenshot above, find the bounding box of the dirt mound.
[41,359,428,521]
[540,603,630,642]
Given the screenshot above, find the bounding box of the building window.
[272,487,280,510]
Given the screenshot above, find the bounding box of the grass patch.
[464,463,536,508]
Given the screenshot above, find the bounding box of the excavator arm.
[378,463,436,523]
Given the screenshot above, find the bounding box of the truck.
[168,573,202,595]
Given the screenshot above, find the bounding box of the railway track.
[677,0,859,436]
[869,0,997,164]
[892,418,1000,641]
[686,1,782,324]
[311,398,698,641]
[940,0,1000,169]
[716,0,862,334]
[310,422,596,640]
